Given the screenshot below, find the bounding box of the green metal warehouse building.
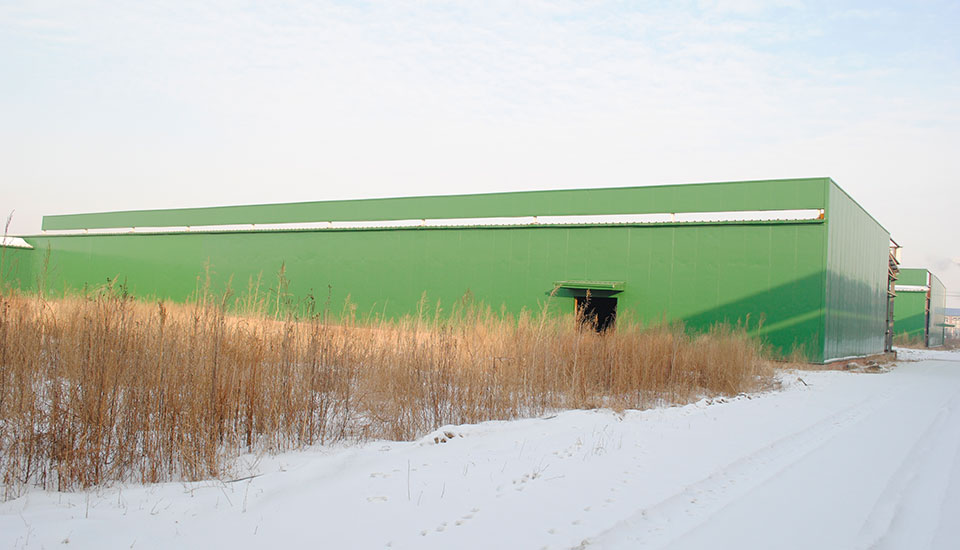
[1,177,893,363]
[894,268,947,347]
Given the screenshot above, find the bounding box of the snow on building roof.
[0,236,32,249]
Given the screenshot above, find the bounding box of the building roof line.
[41,178,833,231]
[33,209,825,237]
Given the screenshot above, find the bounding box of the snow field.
[3,350,960,549]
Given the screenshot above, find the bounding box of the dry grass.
[941,338,960,351]
[0,289,772,498]
[893,332,927,349]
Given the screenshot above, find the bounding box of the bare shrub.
[0,289,772,497]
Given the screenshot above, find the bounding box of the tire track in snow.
[579,381,917,550]
[931,410,960,549]
[858,389,960,549]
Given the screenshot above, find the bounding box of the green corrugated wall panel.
[898,268,929,286]
[822,180,890,361]
[894,290,928,341]
[0,246,36,291]
[41,178,829,230]
[17,178,889,362]
[18,218,828,361]
[929,273,947,347]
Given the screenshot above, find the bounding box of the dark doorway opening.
[576,296,617,332]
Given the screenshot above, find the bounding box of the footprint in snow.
[427,431,461,445]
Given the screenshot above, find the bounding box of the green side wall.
[893,291,927,341]
[822,181,890,361]
[0,246,36,292]
[17,220,828,360]
[893,268,948,347]
[9,177,895,363]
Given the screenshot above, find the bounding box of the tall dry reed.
[893,332,926,348]
[0,289,772,498]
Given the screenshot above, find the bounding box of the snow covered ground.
[3,349,960,549]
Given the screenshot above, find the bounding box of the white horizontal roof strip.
[39,208,824,236]
[1,236,33,249]
[895,285,930,292]
[676,210,821,222]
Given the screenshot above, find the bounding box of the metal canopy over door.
[554,280,625,332]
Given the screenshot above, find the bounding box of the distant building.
[946,308,960,340]
[894,269,948,347]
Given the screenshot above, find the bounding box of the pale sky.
[2,1,958,304]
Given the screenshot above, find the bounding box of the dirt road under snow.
[3,348,959,549]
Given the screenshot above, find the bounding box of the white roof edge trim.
[38,208,824,236]
[895,285,930,292]
[1,237,33,249]
[823,354,873,364]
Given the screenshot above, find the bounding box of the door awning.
[553,280,625,292]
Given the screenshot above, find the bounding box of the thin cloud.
[1,1,958,302]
